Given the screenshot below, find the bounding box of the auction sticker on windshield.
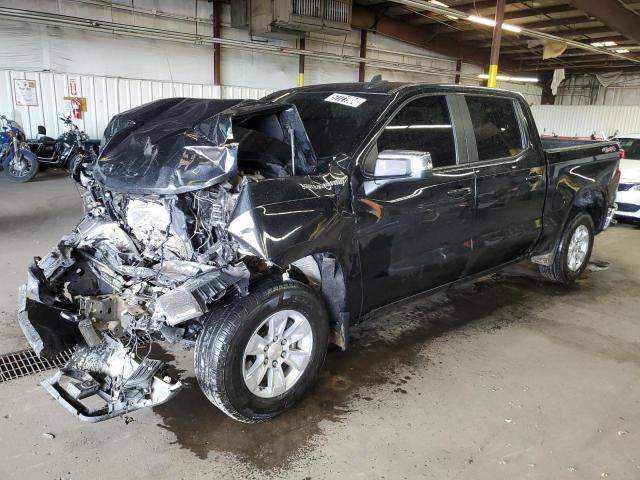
[324,93,367,108]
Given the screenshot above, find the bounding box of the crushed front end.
[17,96,326,421]
[18,180,252,421]
[16,98,262,421]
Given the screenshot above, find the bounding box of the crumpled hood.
[95,98,242,194]
[94,97,317,195]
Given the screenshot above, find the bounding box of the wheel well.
[571,189,607,233]
[288,254,349,350]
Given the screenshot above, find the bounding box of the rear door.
[354,94,475,312]
[462,94,546,274]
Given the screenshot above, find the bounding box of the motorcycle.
[0,115,39,182]
[30,115,99,179]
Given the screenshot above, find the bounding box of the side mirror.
[37,125,46,136]
[374,150,433,179]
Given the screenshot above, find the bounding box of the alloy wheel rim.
[9,155,31,177]
[242,309,314,399]
[567,225,589,272]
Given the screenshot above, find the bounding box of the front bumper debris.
[40,338,181,423]
[17,263,81,360]
[17,253,188,422]
[18,272,182,422]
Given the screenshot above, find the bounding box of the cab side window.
[375,95,457,169]
[465,96,524,161]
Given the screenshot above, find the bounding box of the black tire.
[195,276,329,423]
[5,152,39,182]
[539,212,594,284]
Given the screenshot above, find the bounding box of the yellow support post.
[487,64,499,88]
[298,38,305,88]
[487,0,505,89]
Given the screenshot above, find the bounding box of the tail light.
[619,149,625,160]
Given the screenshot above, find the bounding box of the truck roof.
[288,81,526,99]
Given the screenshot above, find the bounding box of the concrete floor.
[1,169,639,479]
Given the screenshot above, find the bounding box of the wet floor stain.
[151,263,633,473]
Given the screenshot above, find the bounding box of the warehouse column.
[487,0,505,88]
[358,30,367,82]
[454,59,462,84]
[213,0,221,86]
[298,38,305,87]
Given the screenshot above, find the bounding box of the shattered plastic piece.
[42,432,55,440]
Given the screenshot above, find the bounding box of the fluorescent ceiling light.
[467,15,522,33]
[590,41,618,47]
[502,23,523,33]
[478,74,538,83]
[427,0,459,19]
[614,49,630,54]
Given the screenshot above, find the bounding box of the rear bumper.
[603,205,616,229]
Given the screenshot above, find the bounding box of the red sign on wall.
[68,77,79,96]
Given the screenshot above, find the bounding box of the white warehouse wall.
[531,105,640,139]
[0,70,273,139]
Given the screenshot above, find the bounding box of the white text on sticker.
[324,93,367,108]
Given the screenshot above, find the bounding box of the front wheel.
[539,212,594,283]
[195,277,329,423]
[5,150,39,182]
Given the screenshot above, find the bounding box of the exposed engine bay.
[17,97,335,421]
[21,171,277,419]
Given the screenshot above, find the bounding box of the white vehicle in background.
[614,135,640,220]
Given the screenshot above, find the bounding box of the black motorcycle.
[29,116,99,178]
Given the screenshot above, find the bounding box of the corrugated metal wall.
[0,70,272,139]
[531,105,640,138]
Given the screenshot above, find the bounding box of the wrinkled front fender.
[227,168,350,267]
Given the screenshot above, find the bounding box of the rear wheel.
[539,212,594,283]
[195,277,329,422]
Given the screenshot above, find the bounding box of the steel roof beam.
[385,0,640,64]
[569,0,640,44]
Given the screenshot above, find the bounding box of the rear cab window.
[465,96,525,162]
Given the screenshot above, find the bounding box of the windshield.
[618,138,640,160]
[268,91,391,158]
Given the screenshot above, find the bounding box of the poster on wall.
[14,79,38,106]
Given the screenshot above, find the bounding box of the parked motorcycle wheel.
[5,151,39,182]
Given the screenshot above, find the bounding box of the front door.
[354,94,475,313]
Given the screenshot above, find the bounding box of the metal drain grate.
[0,335,152,383]
[0,348,74,383]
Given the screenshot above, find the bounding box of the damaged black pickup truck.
[18,82,621,423]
